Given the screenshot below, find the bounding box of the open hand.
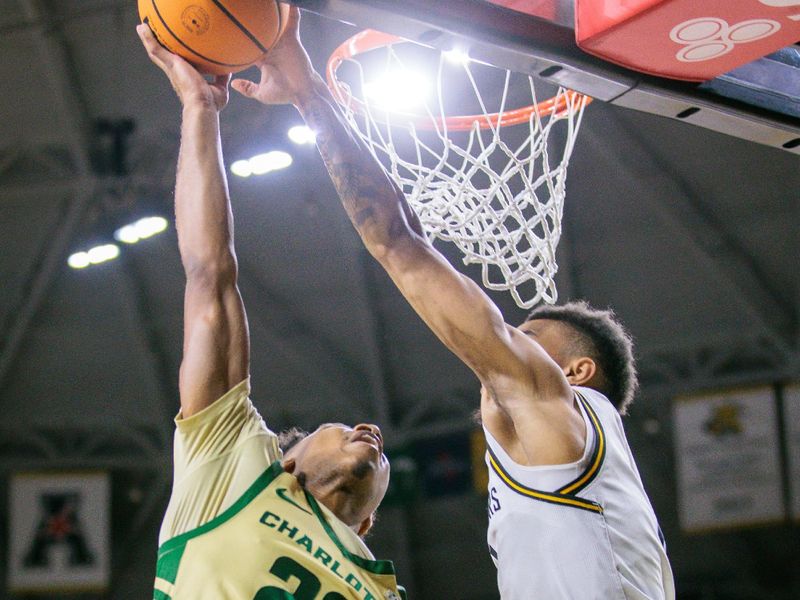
[232,7,320,106]
[136,23,230,111]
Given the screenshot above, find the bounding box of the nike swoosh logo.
[276,488,312,514]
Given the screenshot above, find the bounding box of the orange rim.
[326,29,592,132]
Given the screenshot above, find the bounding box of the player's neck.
[309,484,367,534]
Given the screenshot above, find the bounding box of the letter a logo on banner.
[23,493,95,568]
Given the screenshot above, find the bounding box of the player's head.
[521,301,638,414]
[279,423,390,536]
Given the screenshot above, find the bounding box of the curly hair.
[526,301,638,414]
[277,427,309,454]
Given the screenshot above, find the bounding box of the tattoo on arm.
[299,90,423,245]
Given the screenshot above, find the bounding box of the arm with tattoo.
[232,8,572,425]
[296,78,426,253]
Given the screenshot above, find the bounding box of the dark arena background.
[0,0,799,598]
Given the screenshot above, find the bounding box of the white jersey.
[485,387,675,600]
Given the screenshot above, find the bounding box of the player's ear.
[563,356,596,386]
[281,457,297,474]
[356,513,374,537]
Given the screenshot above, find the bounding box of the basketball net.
[328,31,590,308]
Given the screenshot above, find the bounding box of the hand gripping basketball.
[137,23,231,111]
[231,7,317,107]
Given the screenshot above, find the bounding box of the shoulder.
[574,386,617,417]
[175,378,253,430]
[172,378,279,471]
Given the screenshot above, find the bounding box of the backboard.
[293,0,800,154]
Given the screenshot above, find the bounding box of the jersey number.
[253,556,347,600]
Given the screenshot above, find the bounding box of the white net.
[329,34,589,308]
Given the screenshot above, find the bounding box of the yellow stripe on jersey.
[487,450,603,513]
[558,391,606,495]
[486,391,606,513]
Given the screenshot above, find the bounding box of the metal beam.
[0,1,98,393]
[19,0,93,177]
[0,174,166,200]
[0,185,92,394]
[116,253,180,443]
[0,425,169,470]
[238,259,372,410]
[640,359,795,398]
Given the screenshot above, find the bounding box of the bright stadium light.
[136,216,168,238]
[87,244,120,264]
[231,151,293,177]
[363,70,429,111]
[288,125,316,145]
[443,48,470,65]
[231,159,253,178]
[115,224,140,245]
[69,244,120,269]
[249,151,293,175]
[68,252,91,269]
[114,216,168,244]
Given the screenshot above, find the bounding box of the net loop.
[328,30,590,308]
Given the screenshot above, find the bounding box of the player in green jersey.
[136,22,403,600]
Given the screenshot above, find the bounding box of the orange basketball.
[138,0,290,75]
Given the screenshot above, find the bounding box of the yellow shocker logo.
[703,403,743,437]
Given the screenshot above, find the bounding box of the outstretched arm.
[233,11,577,463]
[138,25,249,418]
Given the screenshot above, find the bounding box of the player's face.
[517,319,571,366]
[290,423,390,517]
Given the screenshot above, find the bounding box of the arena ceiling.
[0,2,798,595]
[0,0,797,446]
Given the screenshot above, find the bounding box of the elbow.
[183,251,238,287]
[368,229,428,270]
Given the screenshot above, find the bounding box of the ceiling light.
[363,70,429,112]
[288,125,316,145]
[87,244,120,264]
[69,244,120,269]
[68,252,91,269]
[231,151,293,177]
[115,224,139,244]
[114,216,168,244]
[231,159,253,178]
[443,48,470,65]
[133,216,168,239]
[249,151,293,175]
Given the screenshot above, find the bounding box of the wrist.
[182,101,220,117]
[292,72,329,110]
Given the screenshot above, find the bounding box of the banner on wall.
[673,387,784,533]
[783,384,800,521]
[7,472,110,594]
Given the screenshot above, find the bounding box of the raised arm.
[232,11,570,416]
[138,25,249,418]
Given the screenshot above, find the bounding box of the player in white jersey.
[485,383,673,598]
[233,7,675,598]
[137,21,405,599]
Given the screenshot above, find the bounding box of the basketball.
[138,0,290,75]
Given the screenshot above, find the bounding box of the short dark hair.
[526,301,638,414]
[278,427,309,453]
